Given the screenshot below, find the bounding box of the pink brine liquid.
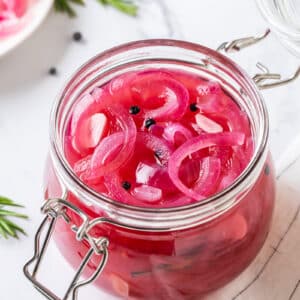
[65,69,253,207]
[46,69,275,299]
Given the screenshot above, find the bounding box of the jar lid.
[256,0,300,57]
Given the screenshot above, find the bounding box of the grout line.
[288,280,300,300]
[276,153,300,180]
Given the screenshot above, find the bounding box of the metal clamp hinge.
[253,62,300,90]
[217,29,271,53]
[217,29,300,90]
[23,198,109,300]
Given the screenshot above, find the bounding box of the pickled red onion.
[136,162,177,193]
[108,71,137,105]
[104,174,153,206]
[74,156,102,185]
[91,108,137,175]
[147,167,177,194]
[163,123,193,146]
[168,133,245,200]
[149,124,164,137]
[92,133,124,166]
[130,71,189,121]
[218,148,246,190]
[65,69,254,208]
[178,159,201,188]
[136,132,172,166]
[0,0,32,38]
[194,157,221,196]
[196,89,250,135]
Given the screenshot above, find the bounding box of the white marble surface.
[0,1,299,299]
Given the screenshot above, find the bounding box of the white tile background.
[0,1,299,299]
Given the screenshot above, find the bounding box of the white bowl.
[0,0,53,57]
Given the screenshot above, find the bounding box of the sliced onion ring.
[163,123,193,146]
[168,132,245,200]
[136,132,173,166]
[194,157,221,196]
[104,174,148,206]
[91,107,137,175]
[131,71,189,121]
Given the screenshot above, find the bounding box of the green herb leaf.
[54,0,85,17]
[0,196,24,208]
[98,0,138,16]
[0,196,28,240]
[54,0,138,17]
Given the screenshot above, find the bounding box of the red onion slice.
[108,71,138,106]
[149,124,165,137]
[104,174,146,206]
[147,168,177,194]
[168,132,245,200]
[91,107,137,175]
[136,162,177,193]
[136,132,173,166]
[194,157,221,196]
[74,155,101,185]
[130,70,189,121]
[163,123,193,146]
[178,159,201,188]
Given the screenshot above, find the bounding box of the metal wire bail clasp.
[23,198,109,300]
[217,29,300,90]
[217,28,271,53]
[253,62,300,90]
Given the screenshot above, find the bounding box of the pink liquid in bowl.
[45,68,275,299]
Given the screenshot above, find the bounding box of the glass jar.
[256,0,300,57]
[42,40,275,299]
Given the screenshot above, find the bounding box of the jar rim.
[49,39,269,230]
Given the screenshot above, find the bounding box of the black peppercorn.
[145,118,156,128]
[122,181,131,190]
[49,67,57,76]
[73,31,83,42]
[129,105,141,115]
[189,103,198,112]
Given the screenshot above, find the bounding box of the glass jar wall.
[44,40,276,299]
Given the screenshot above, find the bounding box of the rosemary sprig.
[98,0,138,16]
[54,0,138,17]
[0,196,28,240]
